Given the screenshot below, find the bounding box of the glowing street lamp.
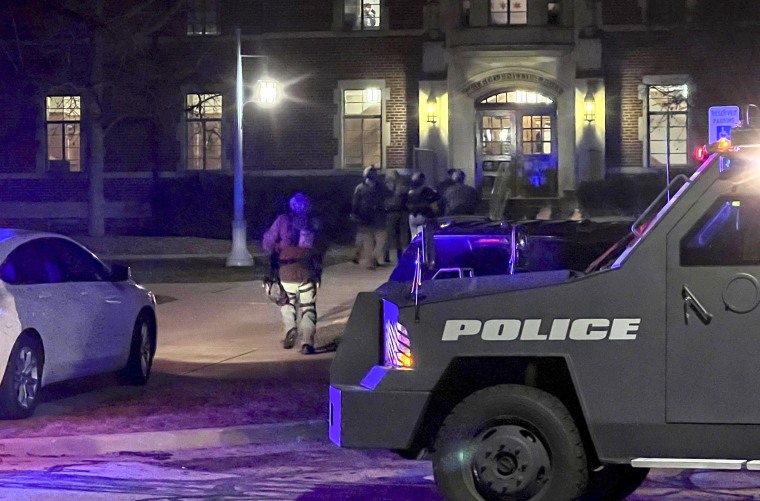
[227,28,279,267]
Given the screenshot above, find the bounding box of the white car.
[0,229,157,418]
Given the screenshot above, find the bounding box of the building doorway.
[476,90,558,203]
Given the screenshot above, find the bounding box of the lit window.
[46,96,81,173]
[344,0,381,30]
[491,0,527,25]
[186,94,223,171]
[522,115,552,155]
[481,115,514,156]
[648,84,688,168]
[481,91,553,105]
[187,0,220,35]
[343,89,382,169]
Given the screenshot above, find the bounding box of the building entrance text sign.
[463,72,564,97]
[708,106,740,144]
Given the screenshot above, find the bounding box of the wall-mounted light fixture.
[427,92,438,125]
[584,85,596,124]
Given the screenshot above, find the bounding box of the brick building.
[601,0,760,173]
[0,0,758,238]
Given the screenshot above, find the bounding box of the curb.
[100,247,356,262]
[102,253,245,260]
[0,419,327,458]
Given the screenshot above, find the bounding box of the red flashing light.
[694,145,708,162]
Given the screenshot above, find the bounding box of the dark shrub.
[577,173,669,218]
[149,173,363,244]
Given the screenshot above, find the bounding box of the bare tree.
[647,84,689,193]
[2,0,215,236]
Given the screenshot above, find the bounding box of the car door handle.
[104,296,122,304]
[38,292,52,299]
[683,284,713,325]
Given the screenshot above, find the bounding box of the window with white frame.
[648,84,688,168]
[187,0,220,35]
[186,93,222,170]
[46,96,81,172]
[343,88,382,169]
[491,0,527,25]
[343,0,381,30]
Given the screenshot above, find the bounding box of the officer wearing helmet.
[406,171,440,237]
[351,166,388,269]
[262,192,323,354]
[441,169,479,216]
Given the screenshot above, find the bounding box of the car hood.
[376,269,576,306]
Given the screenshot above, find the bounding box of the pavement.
[0,236,389,460]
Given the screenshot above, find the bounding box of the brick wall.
[601,0,642,24]
[246,35,423,171]
[388,0,425,30]
[604,29,760,170]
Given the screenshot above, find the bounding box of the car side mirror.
[110,263,131,282]
[421,220,436,270]
[509,224,529,274]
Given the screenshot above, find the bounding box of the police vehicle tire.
[432,384,587,501]
[580,465,649,500]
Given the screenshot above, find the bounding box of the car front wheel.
[433,384,588,501]
[0,334,43,419]
[123,314,154,385]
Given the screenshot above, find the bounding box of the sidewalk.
[75,235,356,261]
[0,236,390,459]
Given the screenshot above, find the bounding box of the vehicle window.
[50,239,110,282]
[1,239,62,285]
[681,197,760,266]
[469,239,511,276]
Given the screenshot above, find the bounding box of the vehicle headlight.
[382,300,412,369]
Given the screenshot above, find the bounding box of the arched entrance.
[476,89,558,201]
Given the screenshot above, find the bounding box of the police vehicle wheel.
[432,384,587,501]
[580,465,649,500]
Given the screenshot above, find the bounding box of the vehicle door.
[51,239,133,372]
[666,195,760,423]
[0,238,100,382]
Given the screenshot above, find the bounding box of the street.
[2,440,760,500]
[0,258,757,499]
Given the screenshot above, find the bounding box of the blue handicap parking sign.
[709,106,740,144]
[717,125,732,140]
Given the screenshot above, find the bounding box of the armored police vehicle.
[329,119,760,500]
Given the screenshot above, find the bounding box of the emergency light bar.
[694,138,734,162]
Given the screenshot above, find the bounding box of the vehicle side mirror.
[421,220,436,270]
[509,224,529,274]
[110,263,131,282]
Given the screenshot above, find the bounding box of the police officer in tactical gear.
[351,166,388,269]
[262,192,323,354]
[406,171,440,237]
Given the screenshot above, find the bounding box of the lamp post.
[226,28,277,266]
